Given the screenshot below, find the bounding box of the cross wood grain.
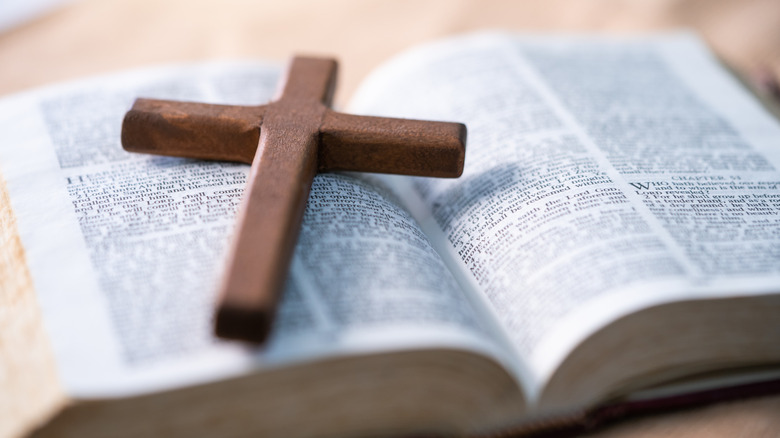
[121,56,466,344]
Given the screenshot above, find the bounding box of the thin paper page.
[0,62,508,398]
[349,32,780,400]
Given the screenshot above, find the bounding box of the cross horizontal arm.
[121,98,265,163]
[319,111,466,177]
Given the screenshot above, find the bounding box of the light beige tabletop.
[3,0,780,104]
[1,0,779,437]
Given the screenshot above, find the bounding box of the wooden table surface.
[2,0,779,437]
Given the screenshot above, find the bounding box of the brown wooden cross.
[121,56,466,344]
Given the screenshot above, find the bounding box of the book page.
[0,62,511,398]
[349,33,780,401]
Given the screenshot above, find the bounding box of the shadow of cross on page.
[120,56,467,344]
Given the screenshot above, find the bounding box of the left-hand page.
[0,61,501,402]
[0,62,284,398]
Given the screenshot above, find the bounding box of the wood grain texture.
[122,56,466,343]
[320,112,467,176]
[121,99,265,163]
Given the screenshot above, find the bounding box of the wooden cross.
[121,56,466,344]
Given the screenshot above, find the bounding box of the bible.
[2,32,779,438]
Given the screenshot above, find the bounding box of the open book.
[2,32,780,438]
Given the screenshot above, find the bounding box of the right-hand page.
[349,33,780,400]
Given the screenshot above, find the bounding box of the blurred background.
[2,0,779,437]
[1,0,780,106]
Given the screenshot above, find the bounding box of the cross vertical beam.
[215,58,335,342]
